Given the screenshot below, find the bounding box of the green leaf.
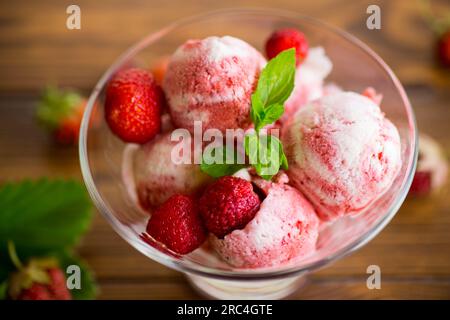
[281,152,289,170]
[254,48,296,108]
[0,179,93,255]
[57,251,97,300]
[0,281,7,300]
[255,104,285,132]
[251,48,296,131]
[0,250,97,300]
[244,133,289,180]
[244,133,258,165]
[250,95,263,126]
[200,146,246,178]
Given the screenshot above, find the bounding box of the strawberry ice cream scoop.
[210,176,319,268]
[122,131,212,211]
[163,36,266,133]
[282,91,402,221]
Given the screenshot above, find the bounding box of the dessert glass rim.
[79,8,418,281]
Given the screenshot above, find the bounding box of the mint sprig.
[201,48,296,180]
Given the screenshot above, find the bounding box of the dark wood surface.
[1,0,450,299]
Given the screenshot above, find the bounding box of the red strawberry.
[17,283,52,300]
[265,28,309,66]
[146,194,206,254]
[6,242,71,300]
[409,170,432,196]
[408,134,448,197]
[199,176,261,238]
[36,86,92,146]
[437,31,450,68]
[14,268,71,300]
[47,268,72,300]
[105,68,163,144]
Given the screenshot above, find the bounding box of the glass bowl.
[79,8,417,299]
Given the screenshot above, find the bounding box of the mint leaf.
[244,133,288,181]
[251,48,296,128]
[255,103,285,132]
[257,135,280,180]
[0,179,93,253]
[200,146,246,178]
[244,133,258,165]
[57,251,97,300]
[281,151,289,170]
[250,95,264,126]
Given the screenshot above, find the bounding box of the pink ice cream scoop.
[122,131,212,211]
[210,174,319,268]
[281,47,333,123]
[282,91,402,221]
[163,36,266,133]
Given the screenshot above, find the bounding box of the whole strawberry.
[408,134,448,197]
[265,28,309,66]
[105,68,163,144]
[36,86,90,145]
[409,171,432,197]
[6,242,71,300]
[146,194,206,254]
[199,176,261,238]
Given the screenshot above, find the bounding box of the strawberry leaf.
[0,179,93,256]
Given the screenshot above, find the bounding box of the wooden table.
[1,0,449,299]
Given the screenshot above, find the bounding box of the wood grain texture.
[0,0,449,299]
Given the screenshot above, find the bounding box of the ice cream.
[163,36,266,133]
[282,91,401,221]
[122,131,212,211]
[281,47,332,123]
[210,173,319,268]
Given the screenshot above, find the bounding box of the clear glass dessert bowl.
[79,9,417,299]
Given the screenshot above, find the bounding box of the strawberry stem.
[7,241,23,270]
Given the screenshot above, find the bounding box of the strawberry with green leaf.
[36,87,95,145]
[0,179,97,300]
[6,241,71,300]
[419,0,450,68]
